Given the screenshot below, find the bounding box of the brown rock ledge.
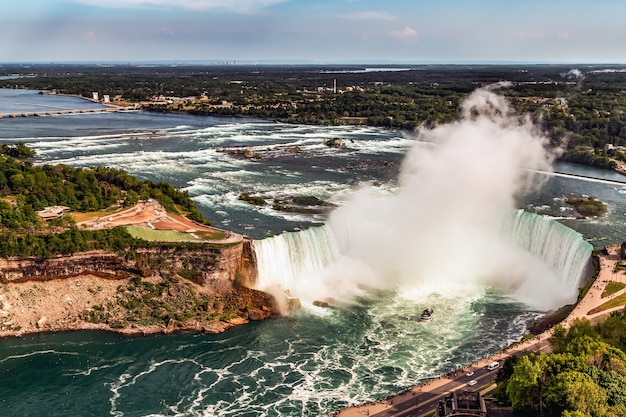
[0,240,277,338]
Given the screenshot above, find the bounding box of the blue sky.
[2,0,626,63]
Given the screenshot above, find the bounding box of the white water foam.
[254,208,591,313]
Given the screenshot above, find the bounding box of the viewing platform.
[0,106,136,119]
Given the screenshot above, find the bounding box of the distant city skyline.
[2,0,626,64]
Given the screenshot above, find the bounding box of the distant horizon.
[2,60,626,67]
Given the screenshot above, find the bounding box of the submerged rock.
[286,297,302,311]
[324,137,347,149]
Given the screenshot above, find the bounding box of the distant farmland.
[126,226,199,242]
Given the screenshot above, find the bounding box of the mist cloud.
[562,68,584,80]
[258,87,577,312]
[329,87,560,302]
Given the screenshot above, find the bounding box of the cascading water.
[253,210,593,311]
[502,210,593,289]
[254,225,339,291]
[2,88,621,417]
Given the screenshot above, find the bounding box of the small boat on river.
[420,308,434,322]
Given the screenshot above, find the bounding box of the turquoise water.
[0,293,535,417]
[1,89,625,416]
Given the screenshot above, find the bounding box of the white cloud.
[390,26,417,41]
[515,32,545,40]
[338,11,396,21]
[156,27,175,36]
[558,32,570,40]
[72,0,289,13]
[562,68,584,80]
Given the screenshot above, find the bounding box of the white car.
[487,361,500,371]
[467,380,478,386]
[466,371,475,377]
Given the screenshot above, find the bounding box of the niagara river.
[1,89,626,417]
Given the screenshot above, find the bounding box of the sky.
[2,0,626,64]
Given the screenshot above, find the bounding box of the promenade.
[334,245,626,417]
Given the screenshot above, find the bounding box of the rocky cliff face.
[0,239,278,337]
[0,240,257,294]
[0,251,140,283]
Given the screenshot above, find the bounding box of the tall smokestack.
[333,79,337,93]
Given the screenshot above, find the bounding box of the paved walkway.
[333,245,626,417]
[564,244,626,326]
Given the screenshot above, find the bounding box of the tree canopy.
[498,312,626,417]
[0,143,211,258]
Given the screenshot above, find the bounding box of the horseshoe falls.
[254,210,593,311]
[502,210,593,290]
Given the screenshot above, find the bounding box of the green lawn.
[126,226,198,242]
[196,230,228,241]
[588,293,626,315]
[603,281,626,297]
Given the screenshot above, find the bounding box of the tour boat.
[420,308,434,322]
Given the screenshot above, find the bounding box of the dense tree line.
[0,227,137,258]
[0,226,221,259]
[0,144,210,257]
[0,144,206,225]
[144,80,465,130]
[494,310,626,417]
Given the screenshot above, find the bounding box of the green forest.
[494,311,626,417]
[0,143,209,257]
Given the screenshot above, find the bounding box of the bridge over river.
[0,105,136,119]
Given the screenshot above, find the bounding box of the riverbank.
[333,244,626,417]
[0,274,230,338]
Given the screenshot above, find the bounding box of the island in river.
[0,144,279,338]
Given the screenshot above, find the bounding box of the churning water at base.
[0,298,537,417]
[238,210,593,415]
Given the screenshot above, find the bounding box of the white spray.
[255,87,587,311]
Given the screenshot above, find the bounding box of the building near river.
[37,206,70,221]
[438,390,487,416]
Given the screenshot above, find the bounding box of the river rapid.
[0,90,625,416]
